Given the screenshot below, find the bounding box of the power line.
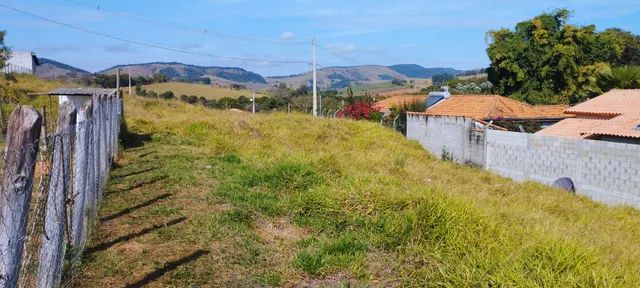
[0,2,312,65]
[60,0,311,45]
[318,45,362,67]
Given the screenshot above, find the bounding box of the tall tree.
[0,31,10,69]
[486,9,621,104]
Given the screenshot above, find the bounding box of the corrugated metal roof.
[47,88,117,96]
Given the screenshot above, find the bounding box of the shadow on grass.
[124,250,210,288]
[121,122,152,149]
[100,193,173,223]
[111,167,159,180]
[137,151,157,158]
[107,175,169,196]
[85,217,188,255]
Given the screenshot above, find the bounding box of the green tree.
[486,9,622,104]
[0,31,10,70]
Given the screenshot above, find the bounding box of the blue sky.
[1,0,640,76]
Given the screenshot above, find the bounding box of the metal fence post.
[0,106,42,288]
[37,101,76,288]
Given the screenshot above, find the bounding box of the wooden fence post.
[37,101,76,288]
[112,95,118,158]
[0,106,42,288]
[99,94,108,191]
[70,101,92,252]
[91,94,101,203]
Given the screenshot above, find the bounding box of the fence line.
[0,90,122,288]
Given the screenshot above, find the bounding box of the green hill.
[75,96,640,287]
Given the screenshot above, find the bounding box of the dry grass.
[74,96,640,287]
[143,82,267,100]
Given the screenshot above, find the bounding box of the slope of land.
[387,64,460,78]
[36,58,92,80]
[100,62,266,85]
[143,82,267,100]
[76,96,640,287]
[268,65,407,90]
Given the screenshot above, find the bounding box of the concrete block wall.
[486,130,640,208]
[407,114,486,166]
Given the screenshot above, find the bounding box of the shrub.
[160,91,175,100]
[337,101,380,120]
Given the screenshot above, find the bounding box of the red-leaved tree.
[337,101,379,120]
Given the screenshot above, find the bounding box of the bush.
[160,91,175,100]
[337,101,380,120]
[187,95,198,104]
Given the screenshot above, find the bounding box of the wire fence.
[0,90,122,288]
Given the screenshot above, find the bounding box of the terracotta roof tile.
[539,89,640,140]
[373,96,426,112]
[586,114,640,139]
[535,118,607,139]
[422,95,569,120]
[566,89,640,116]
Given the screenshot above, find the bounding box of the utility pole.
[252,90,256,114]
[128,68,132,96]
[312,37,318,117]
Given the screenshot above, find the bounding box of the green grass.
[143,82,267,100]
[340,81,409,96]
[74,96,640,287]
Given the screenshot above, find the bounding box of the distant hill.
[388,64,461,78]
[267,65,408,90]
[36,58,91,79]
[99,62,266,85]
[267,64,463,90]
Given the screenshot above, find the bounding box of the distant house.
[537,89,640,144]
[1,51,40,74]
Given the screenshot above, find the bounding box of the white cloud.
[325,43,357,54]
[279,31,296,41]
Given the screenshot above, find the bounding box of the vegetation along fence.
[0,88,122,288]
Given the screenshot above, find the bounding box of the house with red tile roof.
[400,90,570,131]
[422,95,568,122]
[536,89,640,144]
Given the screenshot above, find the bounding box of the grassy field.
[72,95,640,287]
[143,82,267,100]
[0,75,65,152]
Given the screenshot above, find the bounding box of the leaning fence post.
[36,101,76,288]
[70,101,92,256]
[0,106,42,288]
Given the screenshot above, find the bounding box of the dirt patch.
[297,272,357,288]
[116,241,144,255]
[256,217,308,244]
